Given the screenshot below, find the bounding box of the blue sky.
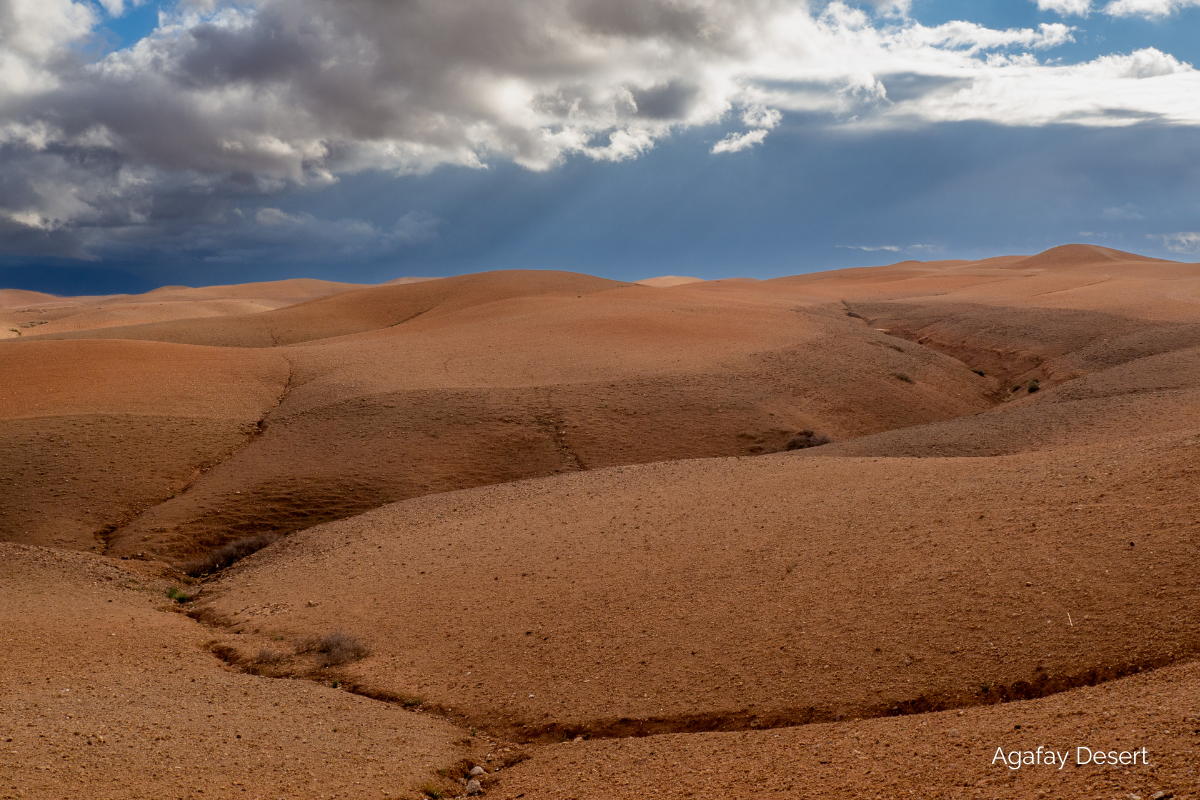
[3,0,1200,294]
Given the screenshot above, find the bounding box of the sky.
[2,0,1200,294]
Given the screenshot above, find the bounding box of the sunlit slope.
[33,270,627,347]
[196,429,1200,736]
[184,246,1200,747]
[1,278,363,339]
[102,281,992,559]
[11,249,1200,562]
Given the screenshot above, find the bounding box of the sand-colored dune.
[0,277,364,339]
[4,244,1200,799]
[100,278,992,560]
[384,276,442,285]
[1001,243,1169,271]
[0,288,71,309]
[195,430,1200,735]
[635,275,704,287]
[34,270,625,347]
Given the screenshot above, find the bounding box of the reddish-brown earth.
[2,244,1199,799]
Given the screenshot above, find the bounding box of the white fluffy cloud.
[1151,232,1200,253]
[1104,0,1200,17]
[712,129,770,154]
[3,0,1200,256]
[1036,0,1093,15]
[1033,0,1200,17]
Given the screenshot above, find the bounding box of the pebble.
[469,766,486,777]
[1150,793,1173,800]
[466,778,482,795]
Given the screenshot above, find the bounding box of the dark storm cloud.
[1,0,1198,272]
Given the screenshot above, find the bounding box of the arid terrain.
[2,244,1198,799]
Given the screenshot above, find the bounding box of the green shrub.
[166,587,191,603]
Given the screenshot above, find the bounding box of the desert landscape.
[2,244,1198,799]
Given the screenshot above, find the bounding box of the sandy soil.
[196,433,1200,738]
[3,243,1200,799]
[495,659,1199,798]
[10,270,996,561]
[0,543,480,800]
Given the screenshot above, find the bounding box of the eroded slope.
[194,429,1200,738]
[0,543,474,800]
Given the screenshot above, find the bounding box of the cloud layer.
[1036,0,1200,16]
[2,0,1200,261]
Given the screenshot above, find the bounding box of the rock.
[469,766,486,777]
[466,778,483,795]
[1151,793,1173,800]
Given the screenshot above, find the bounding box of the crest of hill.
[35,270,626,348]
[382,276,441,285]
[636,276,704,287]
[134,278,365,303]
[0,288,85,308]
[2,278,369,338]
[1004,243,1171,271]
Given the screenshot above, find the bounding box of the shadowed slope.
[0,340,289,551]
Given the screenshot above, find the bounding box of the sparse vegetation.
[181,532,281,577]
[785,430,831,450]
[1028,378,1040,393]
[421,784,446,799]
[255,648,286,665]
[892,371,914,383]
[165,587,192,603]
[296,631,372,667]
